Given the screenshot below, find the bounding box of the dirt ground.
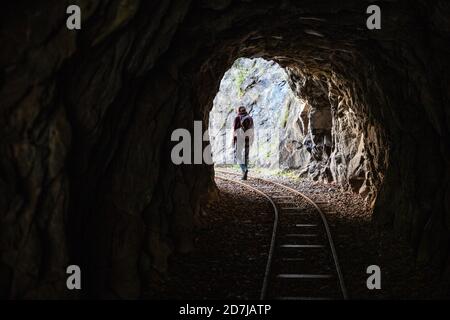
[264,173,448,299]
[147,171,448,299]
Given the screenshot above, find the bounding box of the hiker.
[232,106,254,180]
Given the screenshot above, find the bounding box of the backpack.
[237,114,254,145]
[239,114,253,131]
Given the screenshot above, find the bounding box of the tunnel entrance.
[209,58,332,181]
[2,0,449,300]
[208,57,335,178]
[207,56,371,200]
[208,57,306,170]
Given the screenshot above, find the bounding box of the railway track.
[215,169,348,300]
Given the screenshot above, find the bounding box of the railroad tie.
[281,258,305,262]
[272,196,295,199]
[274,297,332,300]
[283,212,309,216]
[276,274,332,279]
[294,223,317,227]
[279,244,324,248]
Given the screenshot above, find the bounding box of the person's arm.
[231,116,238,145]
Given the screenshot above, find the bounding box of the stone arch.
[1,1,449,298]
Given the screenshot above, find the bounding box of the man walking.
[232,106,254,180]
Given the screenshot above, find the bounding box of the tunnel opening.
[209,57,306,170]
[206,55,383,205]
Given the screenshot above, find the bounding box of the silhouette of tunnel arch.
[2,1,449,298]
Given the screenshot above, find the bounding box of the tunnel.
[0,1,449,300]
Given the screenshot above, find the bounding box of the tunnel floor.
[145,170,445,299]
[145,178,273,299]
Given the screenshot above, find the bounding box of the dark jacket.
[233,112,254,132]
[233,112,254,145]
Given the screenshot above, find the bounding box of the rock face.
[215,63,382,205]
[1,0,449,298]
[209,57,303,168]
[209,57,381,205]
[283,77,334,182]
[285,74,383,203]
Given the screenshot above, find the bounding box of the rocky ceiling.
[0,0,449,298]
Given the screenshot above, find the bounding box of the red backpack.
[239,114,254,131]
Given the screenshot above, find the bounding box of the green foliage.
[280,103,291,128]
[252,167,301,180]
[233,60,251,98]
[275,169,301,180]
[235,69,247,97]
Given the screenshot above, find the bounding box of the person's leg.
[236,145,245,173]
[243,143,249,180]
[235,135,247,177]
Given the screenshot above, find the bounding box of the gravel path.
[253,171,447,299]
[147,170,447,299]
[147,178,273,299]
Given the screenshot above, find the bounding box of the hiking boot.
[243,170,248,180]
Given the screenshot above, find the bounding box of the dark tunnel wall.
[0,0,449,298]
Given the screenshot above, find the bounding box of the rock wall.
[285,72,385,204]
[1,0,449,298]
[209,57,303,168]
[283,76,334,181]
[209,57,368,198]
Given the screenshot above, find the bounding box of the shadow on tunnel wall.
[0,0,449,298]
